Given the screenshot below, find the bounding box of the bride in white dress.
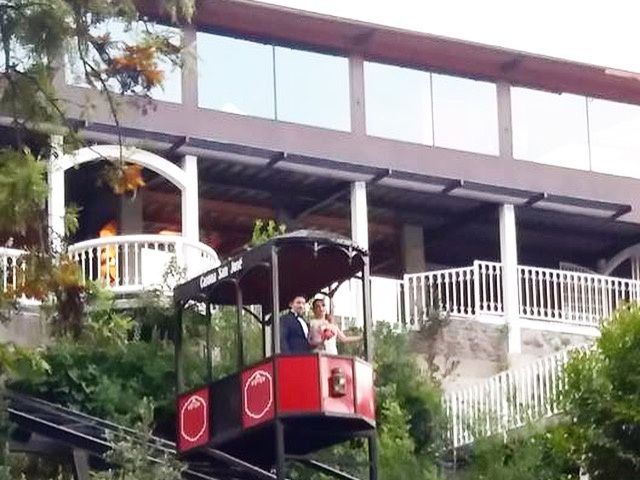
[309,298,361,355]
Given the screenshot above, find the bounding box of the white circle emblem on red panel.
[244,370,273,419]
[180,395,208,442]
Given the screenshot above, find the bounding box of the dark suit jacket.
[279,311,311,354]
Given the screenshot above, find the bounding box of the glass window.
[431,74,498,155]
[197,33,275,118]
[66,20,182,104]
[512,87,589,169]
[588,98,640,178]
[364,62,433,144]
[274,46,350,131]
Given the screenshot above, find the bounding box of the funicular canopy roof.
[174,230,367,308]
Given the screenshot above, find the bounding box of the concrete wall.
[410,318,508,391]
[410,318,595,391]
[0,309,48,347]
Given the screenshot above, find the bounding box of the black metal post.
[367,433,378,480]
[235,281,245,369]
[261,310,268,359]
[362,256,374,363]
[271,246,281,355]
[205,301,213,382]
[275,419,286,480]
[175,304,184,395]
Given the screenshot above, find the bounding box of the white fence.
[518,266,640,326]
[68,235,219,293]
[442,346,587,448]
[0,247,28,293]
[404,261,640,329]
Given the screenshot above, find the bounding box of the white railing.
[0,247,27,293]
[403,261,503,327]
[518,266,640,326]
[404,261,640,329]
[443,346,587,448]
[475,261,503,316]
[404,266,476,327]
[68,235,219,293]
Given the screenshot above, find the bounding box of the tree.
[0,1,195,475]
[0,0,195,335]
[562,305,640,479]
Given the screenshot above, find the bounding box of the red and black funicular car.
[173,230,378,480]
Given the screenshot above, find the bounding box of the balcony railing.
[68,235,219,293]
[0,247,28,293]
[443,345,588,448]
[0,235,219,296]
[404,261,640,328]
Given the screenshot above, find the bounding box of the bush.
[562,305,640,479]
[464,424,579,480]
[10,340,206,428]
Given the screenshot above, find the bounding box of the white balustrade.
[404,261,640,329]
[404,266,476,327]
[518,266,640,326]
[443,346,588,448]
[0,247,27,293]
[475,261,504,316]
[68,235,219,293]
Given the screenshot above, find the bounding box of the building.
[3,0,640,387]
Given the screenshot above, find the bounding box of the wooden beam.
[143,190,397,238]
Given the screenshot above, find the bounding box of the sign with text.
[199,258,244,291]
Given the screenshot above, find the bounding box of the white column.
[47,135,65,252]
[181,155,199,242]
[181,155,200,279]
[350,181,368,250]
[401,224,426,273]
[500,204,521,355]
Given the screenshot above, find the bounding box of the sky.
[258,0,640,73]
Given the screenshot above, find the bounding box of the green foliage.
[377,392,439,479]
[209,306,264,376]
[10,339,206,427]
[250,219,286,247]
[0,149,47,236]
[92,398,184,480]
[562,305,640,479]
[1,0,194,133]
[464,425,579,480]
[375,323,444,457]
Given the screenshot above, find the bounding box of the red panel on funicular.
[354,360,376,421]
[241,361,275,428]
[277,355,321,413]
[177,387,210,452]
[320,356,355,415]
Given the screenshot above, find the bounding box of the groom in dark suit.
[279,295,312,354]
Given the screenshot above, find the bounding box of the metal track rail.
[5,391,258,480]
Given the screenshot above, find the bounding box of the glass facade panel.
[364,62,433,144]
[431,74,498,155]
[512,87,589,169]
[66,20,182,103]
[274,46,350,131]
[197,33,275,118]
[588,98,640,178]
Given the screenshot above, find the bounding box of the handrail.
[403,260,640,329]
[443,345,590,448]
[0,247,27,257]
[68,234,218,259]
